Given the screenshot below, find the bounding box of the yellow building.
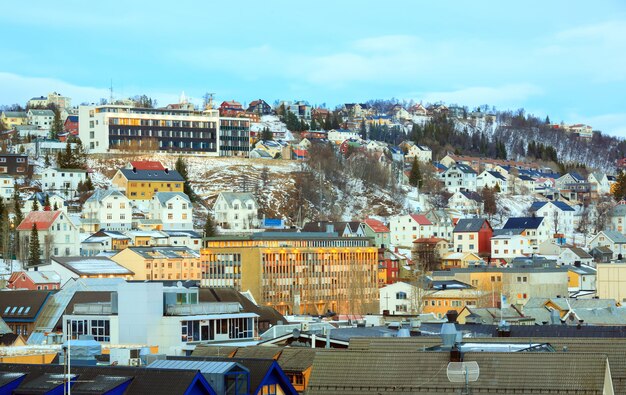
[441,252,483,269]
[422,288,484,318]
[597,263,626,302]
[0,111,27,128]
[111,246,201,281]
[433,266,569,306]
[202,234,379,315]
[111,168,184,200]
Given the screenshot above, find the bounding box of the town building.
[212,192,259,231]
[597,263,626,302]
[49,256,134,285]
[452,218,493,256]
[147,192,193,230]
[111,246,201,281]
[6,271,61,290]
[219,118,250,156]
[0,290,53,338]
[0,175,14,201]
[441,163,477,193]
[587,230,626,260]
[405,144,432,162]
[362,218,391,248]
[26,109,54,131]
[491,233,532,261]
[63,114,79,134]
[0,111,27,128]
[81,189,133,232]
[17,210,80,263]
[501,216,551,247]
[0,153,32,176]
[476,170,508,193]
[201,233,378,315]
[529,200,576,236]
[81,230,131,256]
[111,168,185,200]
[78,104,219,154]
[40,167,88,198]
[389,213,433,247]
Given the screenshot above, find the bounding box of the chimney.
[164,168,169,174]
[446,310,459,324]
[574,261,581,267]
[449,344,462,362]
[132,167,137,173]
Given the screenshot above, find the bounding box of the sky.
[1,1,625,136]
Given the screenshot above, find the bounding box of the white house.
[40,168,88,198]
[389,214,433,247]
[558,247,594,266]
[405,145,432,163]
[501,217,551,247]
[0,175,14,201]
[27,109,54,131]
[49,256,134,286]
[22,192,66,215]
[148,192,193,230]
[447,191,483,215]
[82,189,133,232]
[17,210,80,262]
[379,281,419,315]
[327,129,360,144]
[476,170,508,193]
[587,230,626,260]
[529,201,576,236]
[588,173,610,195]
[424,209,455,240]
[555,172,584,190]
[163,230,203,251]
[441,163,477,193]
[365,140,387,152]
[212,192,259,230]
[609,204,626,234]
[491,234,532,261]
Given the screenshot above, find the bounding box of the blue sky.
[1,1,625,135]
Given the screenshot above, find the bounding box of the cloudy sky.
[1,1,625,135]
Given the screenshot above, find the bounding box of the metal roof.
[148,359,245,374]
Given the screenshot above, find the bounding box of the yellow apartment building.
[112,246,201,281]
[0,111,27,128]
[111,168,184,200]
[201,233,379,315]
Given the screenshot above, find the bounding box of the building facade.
[201,233,378,315]
[219,118,250,157]
[78,105,220,154]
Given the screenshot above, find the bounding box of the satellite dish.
[447,361,480,383]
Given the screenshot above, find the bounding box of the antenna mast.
[109,79,114,104]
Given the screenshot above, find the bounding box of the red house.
[377,248,400,286]
[7,271,61,290]
[64,115,79,135]
[219,100,244,117]
[452,218,493,257]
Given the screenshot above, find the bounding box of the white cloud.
[0,72,110,106]
[419,84,543,108]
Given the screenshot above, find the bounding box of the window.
[396,304,407,312]
[168,213,173,220]
[168,203,173,210]
[396,292,407,300]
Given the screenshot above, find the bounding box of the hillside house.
[213,192,259,230]
[558,247,594,266]
[81,229,131,256]
[529,201,576,236]
[82,189,132,232]
[148,192,193,230]
[588,231,626,260]
[501,216,551,246]
[441,163,477,193]
[452,218,493,256]
[111,168,184,200]
[7,271,61,290]
[448,191,483,215]
[588,172,611,195]
[362,218,391,248]
[27,109,54,130]
[17,210,80,263]
[405,145,432,163]
[477,170,508,193]
[40,168,88,198]
[389,214,433,247]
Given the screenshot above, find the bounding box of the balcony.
[165,302,242,316]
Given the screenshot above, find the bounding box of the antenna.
[109,79,113,104]
[447,361,479,395]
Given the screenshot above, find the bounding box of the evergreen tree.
[72,139,87,169]
[27,223,42,268]
[175,157,195,201]
[31,197,39,211]
[408,157,422,188]
[310,117,318,130]
[204,214,217,237]
[260,128,273,141]
[43,194,51,210]
[53,202,59,211]
[12,186,23,229]
[359,120,367,140]
[545,115,551,125]
[44,153,51,167]
[0,201,10,259]
[50,109,63,139]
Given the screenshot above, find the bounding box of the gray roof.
[147,359,245,375]
[217,192,256,208]
[118,168,184,182]
[610,205,626,217]
[453,218,488,233]
[85,189,125,203]
[52,256,134,276]
[124,246,199,259]
[566,247,593,259]
[306,350,610,394]
[451,163,476,174]
[154,192,191,206]
[28,109,54,116]
[2,111,27,118]
[601,230,626,244]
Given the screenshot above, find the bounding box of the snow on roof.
[363,218,389,233]
[52,257,133,275]
[16,211,62,231]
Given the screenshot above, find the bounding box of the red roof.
[410,214,432,226]
[364,218,390,233]
[129,161,165,171]
[17,211,62,231]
